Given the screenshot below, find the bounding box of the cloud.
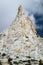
[36,25,43,30]
[21,0,43,15]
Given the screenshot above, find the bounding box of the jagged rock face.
[0,5,43,64]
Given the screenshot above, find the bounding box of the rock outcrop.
[0,5,43,65]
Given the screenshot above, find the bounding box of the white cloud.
[21,0,43,15]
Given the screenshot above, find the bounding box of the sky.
[0,0,43,37]
[0,0,21,32]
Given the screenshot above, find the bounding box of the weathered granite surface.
[0,5,43,65]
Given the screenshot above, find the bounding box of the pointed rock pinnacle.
[18,5,22,15]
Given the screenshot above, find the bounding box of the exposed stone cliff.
[0,5,43,65]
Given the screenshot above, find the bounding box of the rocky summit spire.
[0,5,43,65]
[18,5,22,15]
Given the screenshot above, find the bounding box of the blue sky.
[0,0,43,36]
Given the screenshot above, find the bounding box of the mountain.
[0,5,43,65]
